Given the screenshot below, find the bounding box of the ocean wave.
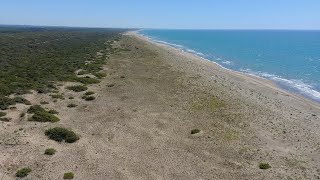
[138,31,320,102]
[185,49,205,56]
[138,32,206,57]
[221,61,233,65]
[241,69,320,101]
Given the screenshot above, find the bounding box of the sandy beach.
[1,32,320,180]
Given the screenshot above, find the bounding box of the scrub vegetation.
[0,26,124,97]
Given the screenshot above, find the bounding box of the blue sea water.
[138,29,320,103]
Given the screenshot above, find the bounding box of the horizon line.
[1,24,320,31]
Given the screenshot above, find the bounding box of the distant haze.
[0,0,319,30]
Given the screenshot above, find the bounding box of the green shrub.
[20,112,26,117]
[106,84,115,87]
[16,167,32,178]
[12,97,31,105]
[0,112,6,117]
[68,96,74,99]
[63,172,74,179]
[191,129,200,134]
[67,103,77,108]
[0,97,15,110]
[50,94,65,100]
[45,127,79,143]
[44,148,56,155]
[259,163,271,169]
[77,70,88,75]
[0,28,123,97]
[27,105,46,114]
[93,72,107,79]
[40,101,49,105]
[67,85,88,92]
[84,91,95,95]
[73,76,100,84]
[0,118,10,122]
[37,88,50,94]
[48,109,59,114]
[85,96,95,101]
[29,111,60,122]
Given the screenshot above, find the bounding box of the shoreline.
[129,31,320,109]
[2,31,320,179]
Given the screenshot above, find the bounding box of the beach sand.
[1,32,320,180]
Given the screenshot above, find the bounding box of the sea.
[138,29,320,103]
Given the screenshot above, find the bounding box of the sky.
[0,0,319,30]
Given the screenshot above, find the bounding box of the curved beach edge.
[128,31,320,109]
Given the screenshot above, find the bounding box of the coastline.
[130,31,320,109]
[2,31,320,179]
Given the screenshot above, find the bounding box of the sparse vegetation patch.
[93,72,107,79]
[259,163,271,169]
[27,105,46,114]
[85,96,96,101]
[77,70,88,75]
[0,118,10,122]
[48,109,59,114]
[67,103,77,108]
[45,127,79,143]
[0,96,31,110]
[0,112,6,117]
[63,172,74,179]
[50,94,65,100]
[40,101,49,104]
[191,129,201,134]
[29,111,60,122]
[16,167,32,178]
[67,85,88,92]
[45,148,57,155]
[84,91,95,95]
[73,76,100,84]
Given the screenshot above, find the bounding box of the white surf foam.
[138,31,320,103]
[221,61,233,65]
[241,69,320,101]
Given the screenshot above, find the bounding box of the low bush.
[63,172,74,179]
[44,148,57,155]
[67,103,77,108]
[93,72,107,79]
[85,96,95,101]
[259,163,271,169]
[73,76,100,84]
[0,112,6,117]
[48,109,59,114]
[77,70,88,75]
[12,97,32,105]
[27,105,46,114]
[0,118,10,122]
[50,94,65,100]
[68,96,74,99]
[40,101,49,105]
[191,129,200,134]
[84,91,95,95]
[20,112,26,117]
[45,127,79,143]
[37,88,50,94]
[0,97,15,110]
[67,85,88,92]
[16,167,32,178]
[29,111,60,122]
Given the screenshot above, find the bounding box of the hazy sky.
[1,0,319,29]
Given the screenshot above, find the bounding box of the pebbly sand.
[0,32,320,180]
